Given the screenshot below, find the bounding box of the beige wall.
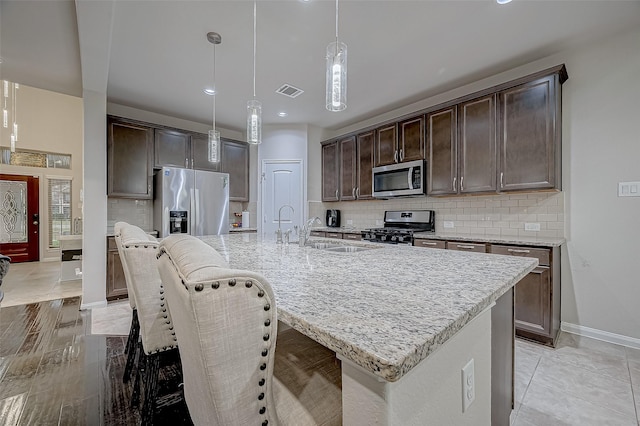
[313,27,640,343]
[0,84,83,261]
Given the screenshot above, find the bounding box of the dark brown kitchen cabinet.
[154,128,191,168]
[191,132,220,172]
[107,117,153,199]
[446,241,487,253]
[427,107,457,195]
[374,123,398,166]
[399,116,425,163]
[356,130,375,200]
[413,238,446,249]
[310,231,326,237]
[342,232,362,241]
[322,141,340,201]
[220,139,249,201]
[106,237,128,300]
[339,136,357,201]
[458,94,497,194]
[490,244,560,346]
[498,73,563,192]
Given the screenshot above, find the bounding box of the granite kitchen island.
[201,233,537,425]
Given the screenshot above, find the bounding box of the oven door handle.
[407,167,414,190]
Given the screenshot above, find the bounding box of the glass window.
[48,178,72,248]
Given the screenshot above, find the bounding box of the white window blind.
[48,178,72,248]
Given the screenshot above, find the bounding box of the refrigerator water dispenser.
[169,211,188,234]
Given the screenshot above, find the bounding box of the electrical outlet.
[619,181,640,197]
[524,222,541,232]
[462,359,475,412]
[346,219,353,225]
[444,221,455,229]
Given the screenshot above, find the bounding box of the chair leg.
[141,353,161,426]
[131,341,145,407]
[123,310,139,383]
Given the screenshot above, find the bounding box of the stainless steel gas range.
[362,210,435,245]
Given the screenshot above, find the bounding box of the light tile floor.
[0,261,82,307]
[3,262,640,425]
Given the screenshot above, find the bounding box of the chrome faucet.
[276,204,295,244]
[299,216,322,247]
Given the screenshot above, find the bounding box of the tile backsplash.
[310,192,564,238]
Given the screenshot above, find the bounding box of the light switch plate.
[524,223,541,232]
[619,181,640,197]
[444,221,455,229]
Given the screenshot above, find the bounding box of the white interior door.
[261,160,303,240]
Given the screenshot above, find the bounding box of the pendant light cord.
[253,0,257,98]
[212,43,216,131]
[335,0,339,43]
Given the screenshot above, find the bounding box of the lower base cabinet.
[106,237,128,300]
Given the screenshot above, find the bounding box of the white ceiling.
[2,0,639,133]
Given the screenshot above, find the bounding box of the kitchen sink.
[323,245,376,253]
[307,242,343,250]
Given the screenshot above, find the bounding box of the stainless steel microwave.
[372,159,426,198]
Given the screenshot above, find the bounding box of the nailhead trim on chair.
[228,279,236,286]
[245,280,253,288]
[264,304,270,311]
[195,284,204,292]
[212,281,220,289]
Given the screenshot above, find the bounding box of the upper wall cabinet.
[374,123,398,167]
[322,141,340,201]
[339,136,357,201]
[427,107,457,195]
[107,117,153,199]
[154,128,191,168]
[498,74,563,191]
[220,139,249,202]
[399,116,425,163]
[191,132,220,172]
[356,130,375,200]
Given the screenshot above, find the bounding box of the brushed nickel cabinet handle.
[394,150,399,163]
[335,189,339,199]
[399,149,404,162]
[500,172,504,188]
[460,176,464,191]
[453,177,457,191]
[508,248,531,254]
[421,241,437,246]
[457,244,476,249]
[356,187,360,198]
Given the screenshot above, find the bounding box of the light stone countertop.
[413,232,565,247]
[200,233,537,382]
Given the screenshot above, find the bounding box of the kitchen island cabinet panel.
[220,139,249,201]
[107,117,153,199]
[427,107,457,195]
[498,75,561,191]
[458,94,497,194]
[154,128,191,168]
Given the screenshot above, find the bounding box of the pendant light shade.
[326,41,347,112]
[326,0,346,112]
[3,80,19,152]
[207,31,221,163]
[247,100,262,144]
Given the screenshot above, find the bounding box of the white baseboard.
[80,300,107,310]
[561,322,640,349]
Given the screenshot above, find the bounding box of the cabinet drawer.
[446,241,487,253]
[310,231,326,237]
[326,232,342,239]
[342,233,362,241]
[414,239,446,249]
[491,245,550,266]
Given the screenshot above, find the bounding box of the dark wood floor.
[0,297,191,425]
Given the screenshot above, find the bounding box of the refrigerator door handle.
[190,188,196,235]
[194,188,201,235]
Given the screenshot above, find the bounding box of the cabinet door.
[375,124,398,166]
[192,132,220,172]
[339,136,357,201]
[514,266,551,337]
[427,107,457,195]
[399,116,424,163]
[106,239,128,300]
[221,139,249,201]
[322,141,340,201]
[498,76,559,191]
[356,130,375,200]
[459,95,497,194]
[107,118,153,199]
[154,128,191,168]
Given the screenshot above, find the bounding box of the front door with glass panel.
[0,174,39,262]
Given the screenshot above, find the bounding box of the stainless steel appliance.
[326,209,341,227]
[372,159,426,198]
[362,210,435,245]
[153,167,229,238]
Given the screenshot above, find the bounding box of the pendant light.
[2,79,19,152]
[247,1,262,145]
[326,0,347,112]
[207,32,221,163]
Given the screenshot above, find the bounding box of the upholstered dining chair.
[156,234,342,426]
[114,221,181,425]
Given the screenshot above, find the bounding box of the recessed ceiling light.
[278,112,288,117]
[203,88,216,95]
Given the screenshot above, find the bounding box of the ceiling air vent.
[276,84,304,98]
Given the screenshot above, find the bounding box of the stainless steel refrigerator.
[153,167,229,238]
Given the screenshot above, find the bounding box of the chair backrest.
[114,221,176,354]
[157,234,280,426]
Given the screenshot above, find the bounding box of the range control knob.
[397,235,405,243]
[390,235,398,242]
